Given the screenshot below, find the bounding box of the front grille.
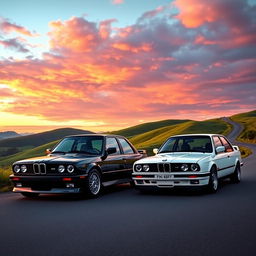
[33,163,46,174]
[158,163,171,172]
[144,163,189,172]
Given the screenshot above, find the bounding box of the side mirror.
[46,148,52,155]
[233,145,239,151]
[216,146,225,153]
[153,148,159,154]
[106,147,117,155]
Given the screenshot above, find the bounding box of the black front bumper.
[10,174,88,194]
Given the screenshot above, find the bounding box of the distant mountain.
[0,131,21,140]
[0,128,94,148]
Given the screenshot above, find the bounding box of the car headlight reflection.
[143,164,150,172]
[67,165,75,173]
[135,165,142,172]
[21,165,27,173]
[58,165,65,173]
[181,164,189,172]
[191,163,200,172]
[14,165,21,173]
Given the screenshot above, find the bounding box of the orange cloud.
[0,1,255,130]
[0,17,37,36]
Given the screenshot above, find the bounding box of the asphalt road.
[1,122,256,256]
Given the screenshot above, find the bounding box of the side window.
[106,137,121,155]
[213,136,222,149]
[118,138,135,154]
[220,137,233,152]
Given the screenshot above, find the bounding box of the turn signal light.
[63,178,72,181]
[135,176,143,178]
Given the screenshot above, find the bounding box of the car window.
[219,137,233,152]
[106,137,121,155]
[213,136,222,149]
[118,138,135,154]
[55,138,75,152]
[159,136,212,153]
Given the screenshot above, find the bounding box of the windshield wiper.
[51,151,66,154]
[68,150,95,155]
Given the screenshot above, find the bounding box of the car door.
[219,136,236,176]
[213,136,234,178]
[100,137,125,183]
[117,137,142,179]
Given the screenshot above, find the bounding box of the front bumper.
[10,174,88,194]
[132,172,210,188]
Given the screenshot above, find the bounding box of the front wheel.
[86,169,102,197]
[206,167,218,193]
[230,164,241,183]
[21,192,39,198]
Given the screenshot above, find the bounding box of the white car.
[132,134,243,193]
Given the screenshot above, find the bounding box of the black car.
[10,134,146,198]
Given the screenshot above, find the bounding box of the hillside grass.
[110,119,190,138]
[231,110,256,144]
[0,167,12,192]
[0,140,59,168]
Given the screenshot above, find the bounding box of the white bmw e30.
[132,134,243,193]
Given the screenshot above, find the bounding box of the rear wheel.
[206,167,218,193]
[86,169,102,197]
[21,192,39,198]
[230,164,241,183]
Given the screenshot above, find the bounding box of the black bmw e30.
[10,134,146,198]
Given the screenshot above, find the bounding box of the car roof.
[170,134,223,137]
[65,134,126,139]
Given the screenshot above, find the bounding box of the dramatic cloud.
[0,17,37,36]
[0,0,255,129]
[0,38,29,52]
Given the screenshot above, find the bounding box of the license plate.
[155,174,173,179]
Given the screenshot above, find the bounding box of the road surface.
[0,121,255,256]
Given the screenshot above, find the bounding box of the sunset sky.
[0,0,256,133]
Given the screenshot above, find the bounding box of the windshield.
[159,135,213,153]
[52,136,104,155]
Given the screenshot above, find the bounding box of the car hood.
[135,152,212,164]
[14,154,100,165]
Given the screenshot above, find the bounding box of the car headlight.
[143,164,149,172]
[181,164,189,172]
[14,165,20,173]
[21,165,27,173]
[135,165,142,172]
[58,165,65,173]
[191,163,200,172]
[67,165,75,173]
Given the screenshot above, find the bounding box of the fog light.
[16,183,22,187]
[66,183,75,188]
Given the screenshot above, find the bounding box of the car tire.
[206,167,218,193]
[21,192,39,198]
[86,169,102,197]
[230,164,241,184]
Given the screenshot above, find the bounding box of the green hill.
[129,118,231,154]
[231,110,256,143]
[110,119,190,137]
[0,140,59,168]
[0,128,93,148]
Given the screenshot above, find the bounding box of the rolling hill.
[231,110,256,144]
[0,128,93,148]
[111,119,190,137]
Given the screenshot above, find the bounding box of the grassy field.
[111,119,190,137]
[231,110,256,144]
[0,140,59,168]
[0,167,12,192]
